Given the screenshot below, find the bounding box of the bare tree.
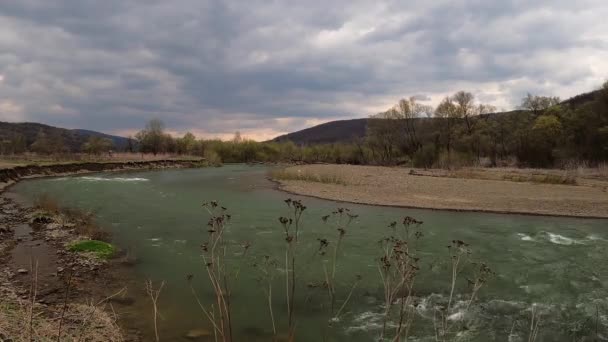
[396,98,424,153]
[366,110,401,164]
[520,93,561,116]
[232,131,243,143]
[453,91,476,133]
[126,135,135,153]
[82,136,113,155]
[136,119,166,155]
[434,97,459,167]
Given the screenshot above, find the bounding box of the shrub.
[412,145,437,168]
[33,193,60,214]
[203,149,222,166]
[435,150,476,169]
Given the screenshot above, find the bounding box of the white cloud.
[0,0,607,139]
[0,100,25,121]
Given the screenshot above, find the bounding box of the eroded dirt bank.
[0,159,202,191]
[274,164,608,218]
[0,160,206,341]
[0,195,144,341]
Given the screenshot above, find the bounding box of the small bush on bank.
[412,145,437,168]
[33,193,60,214]
[34,194,110,241]
[203,149,222,166]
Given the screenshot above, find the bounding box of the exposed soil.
[275,164,608,218]
[0,193,144,341]
[0,160,206,341]
[0,159,202,191]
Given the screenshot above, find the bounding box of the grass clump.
[33,193,61,214]
[34,194,110,241]
[68,240,116,259]
[503,173,577,185]
[270,168,349,185]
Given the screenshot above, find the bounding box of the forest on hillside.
[1,82,607,169]
[131,82,608,169]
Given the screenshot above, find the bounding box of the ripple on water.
[546,232,581,245]
[78,176,150,182]
[517,232,600,245]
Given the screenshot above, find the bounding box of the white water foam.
[518,232,599,245]
[447,311,465,321]
[78,176,149,182]
[546,232,581,245]
[345,311,386,333]
[517,233,534,242]
[587,234,606,242]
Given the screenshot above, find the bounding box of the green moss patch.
[68,240,115,259]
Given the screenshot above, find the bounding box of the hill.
[271,90,603,145]
[0,122,130,152]
[72,129,131,150]
[271,119,369,145]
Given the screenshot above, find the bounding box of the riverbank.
[0,194,143,341]
[0,159,205,192]
[272,164,608,218]
[0,159,208,340]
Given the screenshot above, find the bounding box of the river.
[9,165,608,341]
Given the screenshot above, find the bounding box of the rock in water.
[184,329,211,340]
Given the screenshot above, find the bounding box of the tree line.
[361,84,607,168]
[2,82,606,168]
[133,79,607,168]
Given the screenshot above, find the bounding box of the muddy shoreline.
[0,160,205,341]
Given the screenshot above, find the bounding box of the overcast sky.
[0,1,607,140]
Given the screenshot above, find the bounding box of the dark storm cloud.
[0,0,606,139]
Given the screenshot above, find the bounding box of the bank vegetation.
[1,83,607,171]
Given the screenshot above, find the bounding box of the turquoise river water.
[10,165,608,341]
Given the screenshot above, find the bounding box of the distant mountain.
[71,129,131,150]
[560,89,601,108]
[271,119,369,145]
[271,89,603,145]
[0,121,130,152]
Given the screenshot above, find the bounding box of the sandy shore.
[275,164,608,218]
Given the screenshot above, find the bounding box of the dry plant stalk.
[56,265,74,341]
[145,280,164,342]
[278,198,306,339]
[75,286,127,342]
[197,201,250,342]
[182,198,499,341]
[317,208,361,322]
[434,240,494,341]
[28,258,39,342]
[527,306,542,342]
[377,216,423,341]
[253,255,279,336]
